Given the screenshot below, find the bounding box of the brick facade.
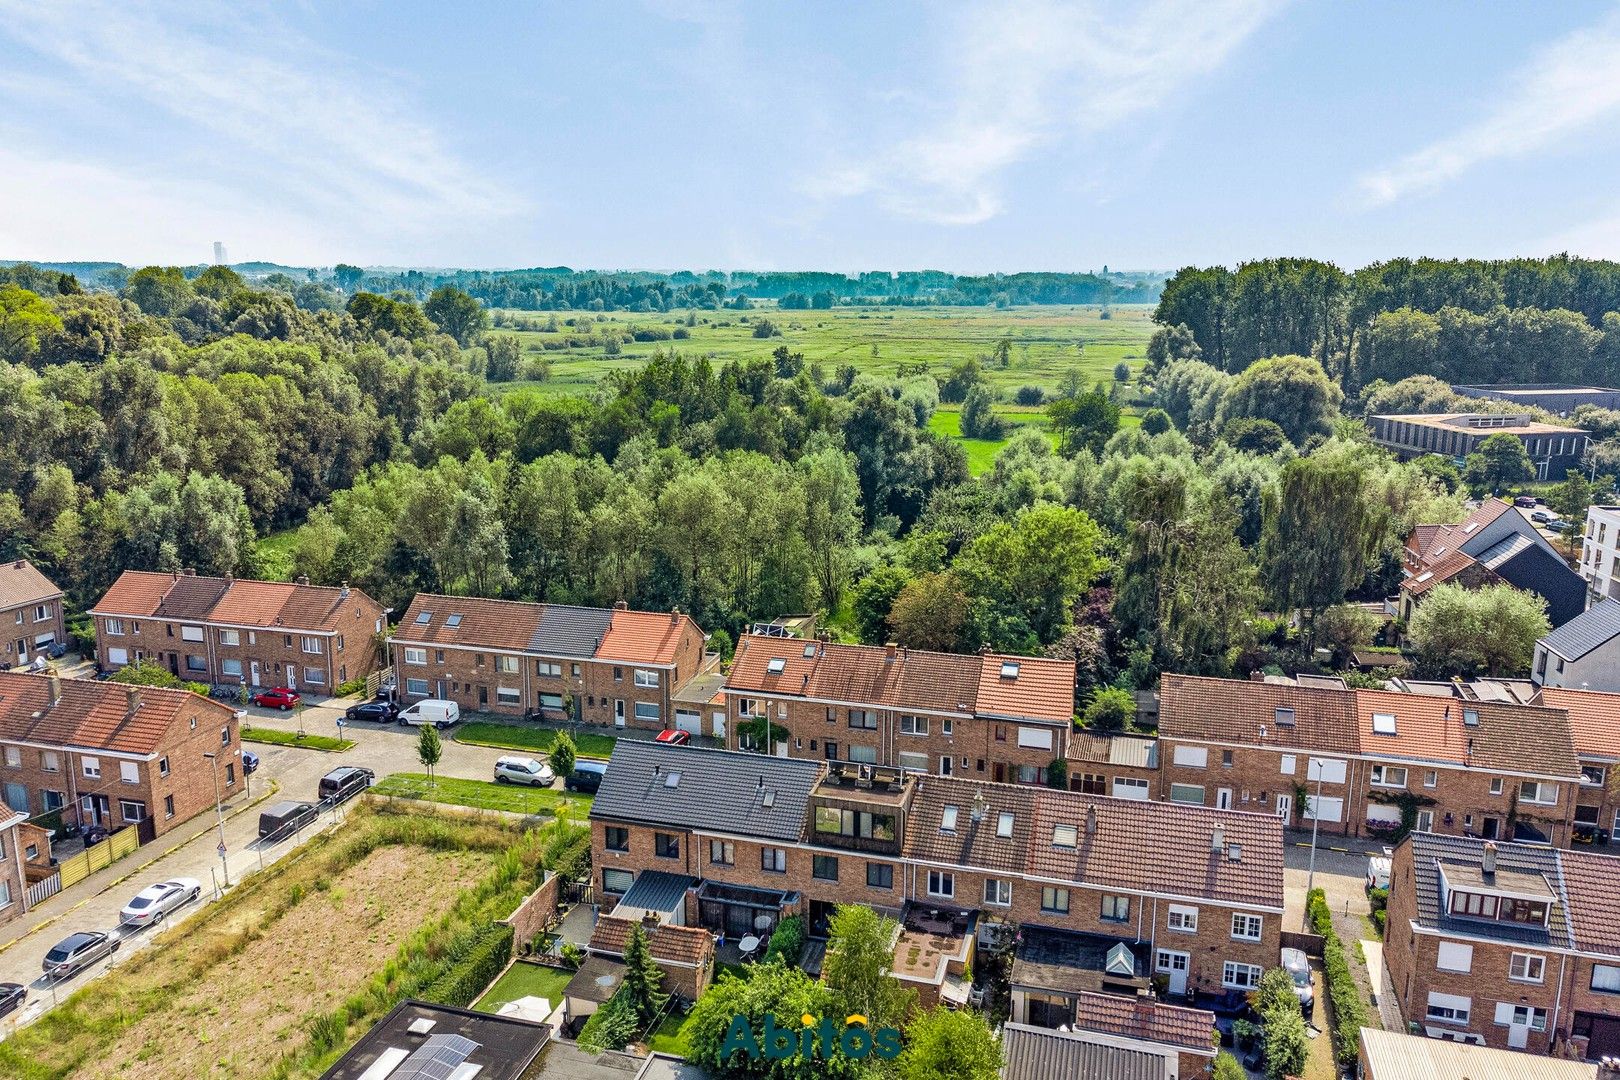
[0,560,66,669]
[0,816,26,928]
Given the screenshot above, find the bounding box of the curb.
[0,781,280,958]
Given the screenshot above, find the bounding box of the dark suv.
[318,766,375,805]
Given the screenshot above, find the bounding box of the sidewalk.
[0,779,278,958]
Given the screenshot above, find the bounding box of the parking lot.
[0,698,520,1035]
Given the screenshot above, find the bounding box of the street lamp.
[202,751,230,888]
[1302,756,1325,930]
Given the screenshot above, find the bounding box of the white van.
[1366,852,1392,892]
[398,699,461,730]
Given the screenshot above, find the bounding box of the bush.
[960,386,1007,440]
[1212,1051,1246,1080]
[419,922,514,1008]
[335,678,367,697]
[1308,887,1369,1068]
[763,915,807,964]
[1014,385,1045,406]
[1083,686,1135,732]
[549,731,577,780]
[578,987,640,1052]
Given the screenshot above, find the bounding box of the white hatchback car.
[120,878,202,928]
[493,756,555,787]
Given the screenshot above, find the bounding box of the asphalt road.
[0,701,518,1035]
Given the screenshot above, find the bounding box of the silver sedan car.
[119,877,202,928]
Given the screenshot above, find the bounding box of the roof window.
[803,644,816,657]
[1052,823,1078,848]
[1414,572,1433,583]
[1463,708,1479,727]
[997,812,1015,838]
[1274,707,1295,727]
[1372,712,1397,735]
[766,657,786,675]
[664,771,681,788]
[1000,661,1020,680]
[415,611,432,624]
[446,614,462,628]
[940,805,958,832]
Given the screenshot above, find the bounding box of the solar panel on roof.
[389,1034,480,1080]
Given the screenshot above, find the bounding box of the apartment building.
[590,740,1284,1016]
[389,595,709,730]
[723,635,1076,784]
[1581,506,1620,606]
[0,670,244,840]
[1159,674,1582,846]
[1385,833,1620,1059]
[90,570,386,696]
[0,560,66,669]
[1400,498,1586,628]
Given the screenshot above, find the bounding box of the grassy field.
[242,726,354,752]
[927,406,1058,475]
[454,721,618,759]
[0,806,534,1080]
[371,772,594,817]
[473,960,573,1015]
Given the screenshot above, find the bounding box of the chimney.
[224,572,233,582]
[1482,840,1498,876]
[1133,995,1156,1021]
[614,600,628,611]
[653,764,661,778]
[125,687,141,713]
[340,581,350,598]
[1086,805,1098,837]
[183,567,195,576]
[978,643,993,655]
[296,575,310,586]
[47,673,61,706]
[884,642,898,661]
[671,608,680,624]
[757,776,765,791]
[1211,827,1224,853]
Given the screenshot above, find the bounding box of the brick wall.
[0,823,25,927]
[503,872,561,945]
[2,597,65,667]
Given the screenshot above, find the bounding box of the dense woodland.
[2,254,1616,691]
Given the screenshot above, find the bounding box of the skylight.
[940,805,958,832]
[997,812,1015,838]
[1000,661,1020,679]
[415,611,432,624]
[446,614,463,628]
[761,790,775,807]
[766,658,786,674]
[1463,708,1479,727]
[1372,712,1397,735]
[1414,572,1433,583]
[1463,522,1480,534]
[1274,707,1295,727]
[664,771,681,788]
[803,644,816,657]
[1052,823,1078,848]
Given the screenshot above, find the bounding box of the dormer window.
[1372,713,1397,736]
[766,658,786,675]
[1000,661,1020,680]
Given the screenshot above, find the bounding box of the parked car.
[345,697,399,723]
[120,878,202,928]
[493,756,554,787]
[1530,509,1558,524]
[1280,947,1314,1013]
[241,750,260,775]
[564,760,608,793]
[42,930,119,980]
[258,800,318,841]
[47,641,68,660]
[1366,852,1392,892]
[1514,496,1538,508]
[1549,519,1574,533]
[0,982,24,1018]
[654,729,691,746]
[251,687,301,710]
[318,766,375,805]
[398,699,460,729]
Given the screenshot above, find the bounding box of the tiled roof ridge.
[405,592,693,621]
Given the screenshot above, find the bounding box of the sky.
[5,0,1620,273]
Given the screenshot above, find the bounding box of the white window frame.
[633,668,659,688]
[1041,886,1070,914]
[219,629,239,646]
[983,878,1012,907]
[220,658,243,677]
[1169,783,1205,805]
[1436,940,1473,974]
[1222,962,1262,990]
[926,870,954,898]
[1231,912,1263,942]
[405,678,429,697]
[119,761,139,784]
[536,661,562,678]
[1101,894,1130,922]
[404,647,427,665]
[302,636,323,655]
[119,799,145,823]
[496,687,521,706]
[82,756,101,779]
[105,618,125,636]
[1172,745,1209,768]
[1167,905,1199,934]
[899,714,929,736]
[180,624,204,643]
[303,666,326,685]
[107,646,129,666]
[496,655,519,675]
[1519,780,1558,806]
[1016,726,1053,750]
[1370,764,1408,788]
[634,702,660,722]
[1509,952,1546,984]
[996,812,1014,838]
[1426,991,1471,1025]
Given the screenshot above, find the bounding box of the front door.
[80,793,110,827]
[1276,793,1293,823]
[15,641,27,664]
[167,652,179,676]
[614,700,625,728]
[250,660,261,687]
[1217,788,1233,810]
[824,741,838,761]
[1156,949,1190,995]
[940,756,953,777]
[286,667,296,691]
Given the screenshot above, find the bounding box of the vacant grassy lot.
[242,726,354,752]
[494,304,1153,398]
[454,721,617,760]
[1,806,538,1080]
[927,406,1058,475]
[473,961,573,1015]
[371,772,593,817]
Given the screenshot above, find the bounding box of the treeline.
[1154,256,1620,386]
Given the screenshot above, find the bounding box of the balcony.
[808,763,914,854]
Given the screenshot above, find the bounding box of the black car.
[0,983,24,1018]
[345,698,399,723]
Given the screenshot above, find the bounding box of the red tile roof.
[92,571,378,632]
[588,916,714,967]
[1404,499,1514,574]
[0,671,234,755]
[1070,991,1217,1055]
[1160,674,1360,755]
[0,560,62,610]
[1559,848,1620,959]
[727,637,1074,723]
[392,594,544,649]
[597,609,700,665]
[1533,687,1620,760]
[1402,550,1497,597]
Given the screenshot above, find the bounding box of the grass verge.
[454,721,617,760]
[242,726,355,752]
[371,772,593,817]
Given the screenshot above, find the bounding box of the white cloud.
[0,0,527,263]
[801,0,1283,225]
[1357,9,1620,207]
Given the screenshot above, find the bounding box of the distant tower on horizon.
[213,241,228,266]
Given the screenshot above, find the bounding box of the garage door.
[675,710,702,736]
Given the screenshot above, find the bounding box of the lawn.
[473,960,573,1015]
[0,806,537,1080]
[927,406,1059,476]
[242,725,355,752]
[455,721,618,760]
[646,962,751,1057]
[371,772,593,817]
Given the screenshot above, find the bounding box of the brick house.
[723,636,1076,785]
[0,810,28,929]
[1534,687,1620,845]
[0,670,244,839]
[90,570,387,697]
[1066,732,1159,801]
[586,914,715,1001]
[589,740,1283,1015]
[1159,674,1581,846]
[388,595,710,730]
[1385,832,1620,1059]
[0,559,66,669]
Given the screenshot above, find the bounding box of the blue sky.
[5,0,1620,272]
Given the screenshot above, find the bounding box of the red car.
[251,688,301,710]
[654,729,691,746]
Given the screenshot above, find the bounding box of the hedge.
[1307,887,1369,1068]
[420,922,515,1008]
[763,915,806,965]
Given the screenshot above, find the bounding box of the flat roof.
[319,1000,549,1080]
[1373,412,1586,436]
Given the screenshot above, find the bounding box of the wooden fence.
[55,826,139,889]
